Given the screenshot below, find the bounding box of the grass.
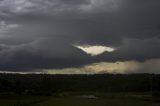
[0,94,49,106]
[0,93,152,106]
[31,98,150,106]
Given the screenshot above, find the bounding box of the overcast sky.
[0,0,160,74]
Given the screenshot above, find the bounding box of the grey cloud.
[96,38,160,62]
[0,0,160,72]
[0,0,90,15]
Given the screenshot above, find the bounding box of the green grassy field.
[0,93,152,106]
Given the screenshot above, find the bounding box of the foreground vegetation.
[0,92,152,106]
[0,94,49,106]
[1,73,159,94]
[0,73,159,105]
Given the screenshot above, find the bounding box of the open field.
[0,74,159,106]
[0,94,49,106]
[0,93,152,106]
[30,97,150,106]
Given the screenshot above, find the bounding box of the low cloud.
[44,59,160,74]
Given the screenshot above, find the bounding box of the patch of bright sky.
[74,45,116,56]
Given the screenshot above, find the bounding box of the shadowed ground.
[0,93,152,106]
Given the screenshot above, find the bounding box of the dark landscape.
[0,73,159,106]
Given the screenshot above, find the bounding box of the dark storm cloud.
[0,0,160,71]
[97,38,160,62]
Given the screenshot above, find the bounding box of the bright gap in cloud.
[1,59,160,74]
[42,59,160,74]
[74,44,116,56]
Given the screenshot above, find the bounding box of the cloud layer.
[0,0,160,73]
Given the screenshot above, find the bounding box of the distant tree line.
[0,73,159,96]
